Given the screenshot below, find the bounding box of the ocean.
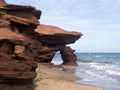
[51,52,120,90]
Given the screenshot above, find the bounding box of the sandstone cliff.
[0,0,41,83]
[35,24,82,65]
[0,0,82,88]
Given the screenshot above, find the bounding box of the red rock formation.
[0,0,7,7]
[0,31,37,82]
[60,46,78,66]
[35,24,82,65]
[0,0,40,85]
[35,24,82,45]
[0,0,82,89]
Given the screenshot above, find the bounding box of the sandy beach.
[34,64,104,90]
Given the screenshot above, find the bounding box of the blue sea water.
[75,53,120,90]
[52,52,120,90]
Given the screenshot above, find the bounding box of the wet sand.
[34,64,104,90]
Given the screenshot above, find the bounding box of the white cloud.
[70,30,120,52]
[6,0,120,52]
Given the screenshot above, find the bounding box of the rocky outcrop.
[35,24,82,65]
[60,46,78,66]
[0,39,37,81]
[35,24,81,45]
[0,0,7,7]
[0,0,82,89]
[0,0,40,85]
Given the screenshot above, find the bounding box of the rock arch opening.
[51,51,63,65]
[51,46,78,66]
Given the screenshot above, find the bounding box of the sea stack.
[35,24,82,66]
[0,0,82,89]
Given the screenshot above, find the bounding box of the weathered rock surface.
[35,24,82,45]
[0,0,40,85]
[35,24,82,65]
[0,0,82,89]
[0,28,37,83]
[0,0,7,7]
[60,46,78,66]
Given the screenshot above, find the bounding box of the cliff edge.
[0,0,82,89]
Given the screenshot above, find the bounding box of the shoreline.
[34,64,104,90]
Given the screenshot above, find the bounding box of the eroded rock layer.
[35,24,82,45]
[0,0,82,88]
[0,0,41,84]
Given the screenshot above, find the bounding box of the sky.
[6,0,120,53]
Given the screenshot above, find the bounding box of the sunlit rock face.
[35,24,82,45]
[0,0,82,88]
[35,24,82,65]
[0,0,40,84]
[0,0,7,7]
